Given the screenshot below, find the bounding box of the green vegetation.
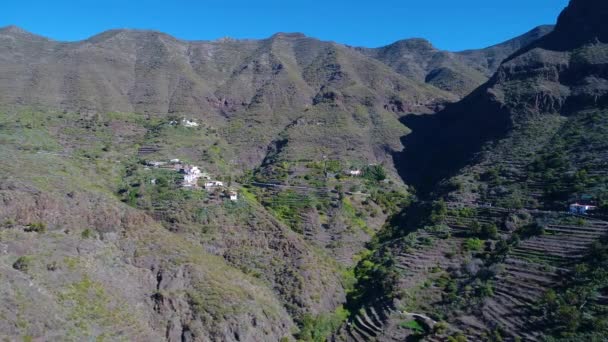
[448,207,477,218]
[2,17,606,341]
[536,237,608,340]
[526,110,608,209]
[296,306,349,342]
[118,161,208,210]
[264,190,314,233]
[346,248,399,312]
[370,189,410,215]
[58,275,136,337]
[24,222,46,233]
[447,332,468,342]
[12,256,33,272]
[464,238,484,252]
[363,165,387,182]
[81,229,93,239]
[469,222,498,239]
[400,319,426,334]
[424,224,451,239]
[429,200,448,224]
[517,222,545,239]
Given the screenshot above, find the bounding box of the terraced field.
[336,201,608,341]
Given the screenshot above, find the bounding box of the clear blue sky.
[2,0,569,51]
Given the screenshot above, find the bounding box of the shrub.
[481,224,498,239]
[518,222,545,238]
[476,281,494,298]
[325,160,342,173]
[465,238,484,252]
[296,306,349,342]
[364,165,387,182]
[446,179,464,192]
[447,332,468,342]
[481,168,500,183]
[13,256,32,271]
[433,321,448,334]
[425,224,451,239]
[429,200,447,224]
[25,222,46,233]
[370,190,410,214]
[81,229,93,239]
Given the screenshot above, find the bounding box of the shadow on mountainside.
[392,86,512,197]
[394,0,608,197]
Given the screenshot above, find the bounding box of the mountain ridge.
[7,3,604,341]
[0,24,553,51]
[348,0,608,340]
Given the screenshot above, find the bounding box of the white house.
[182,119,199,127]
[147,161,167,168]
[182,165,203,187]
[347,169,362,176]
[204,181,224,189]
[228,190,238,201]
[183,174,197,187]
[569,203,597,215]
[170,159,180,164]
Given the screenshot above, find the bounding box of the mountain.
[0,7,568,342]
[340,0,608,340]
[358,25,553,97]
[0,26,447,341]
[0,24,554,175]
[395,0,606,196]
[457,25,555,76]
[0,26,459,171]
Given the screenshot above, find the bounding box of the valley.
[1,0,608,341]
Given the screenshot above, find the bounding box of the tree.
[429,200,447,224]
[481,224,498,239]
[447,332,468,342]
[364,165,387,182]
[556,305,581,333]
[465,238,484,252]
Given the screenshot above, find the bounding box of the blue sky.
[2,0,569,51]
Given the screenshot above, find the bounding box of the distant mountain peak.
[502,0,607,64]
[84,28,180,45]
[270,32,308,39]
[387,38,436,51]
[0,25,32,36]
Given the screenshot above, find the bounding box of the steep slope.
[457,25,555,76]
[359,26,553,97]
[349,0,608,341]
[0,122,297,341]
[0,24,450,340]
[395,0,606,195]
[0,27,454,171]
[0,7,575,342]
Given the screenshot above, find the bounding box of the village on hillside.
[145,158,238,202]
